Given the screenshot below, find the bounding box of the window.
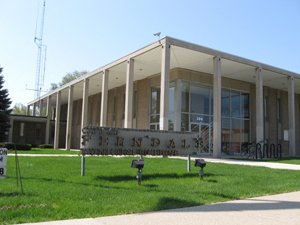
[36,124,41,140]
[20,123,25,137]
[231,91,240,118]
[150,86,160,115]
[277,98,281,122]
[221,89,230,117]
[89,103,93,125]
[241,93,249,119]
[191,84,210,115]
[221,89,250,154]
[149,83,175,130]
[181,82,190,112]
[264,96,268,122]
[113,96,116,121]
[133,91,137,118]
[123,94,125,120]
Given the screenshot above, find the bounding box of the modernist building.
[9,37,300,157]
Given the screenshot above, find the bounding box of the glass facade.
[182,82,213,154]
[150,82,175,130]
[221,89,250,155]
[150,80,250,155]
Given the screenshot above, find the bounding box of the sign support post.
[81,154,85,176]
[187,155,191,172]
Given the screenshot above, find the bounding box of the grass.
[8,148,80,155]
[1,156,300,224]
[231,157,300,165]
[262,157,300,165]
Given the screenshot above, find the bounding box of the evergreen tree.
[0,67,12,142]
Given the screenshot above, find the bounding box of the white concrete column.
[256,68,264,143]
[174,79,182,131]
[45,96,51,144]
[8,117,13,142]
[54,92,61,149]
[124,59,134,128]
[66,85,74,150]
[100,70,109,126]
[159,41,171,130]
[81,78,89,148]
[39,99,43,116]
[213,56,222,158]
[288,76,296,156]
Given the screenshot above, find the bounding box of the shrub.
[0,143,32,150]
[39,144,53,149]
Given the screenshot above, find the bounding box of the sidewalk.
[21,191,300,225]
[193,156,300,170]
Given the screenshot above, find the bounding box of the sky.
[1,0,300,107]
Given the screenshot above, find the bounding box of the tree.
[50,70,88,91]
[0,67,12,142]
[12,103,29,115]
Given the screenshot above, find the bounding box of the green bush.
[39,144,53,149]
[0,143,32,151]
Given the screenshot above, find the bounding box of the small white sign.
[0,148,8,179]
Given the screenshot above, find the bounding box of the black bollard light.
[194,159,206,180]
[131,159,144,185]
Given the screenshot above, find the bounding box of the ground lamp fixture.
[131,159,144,185]
[194,159,206,180]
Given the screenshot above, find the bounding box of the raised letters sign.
[81,127,202,156]
[0,148,8,179]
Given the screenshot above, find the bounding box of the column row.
[27,44,297,157]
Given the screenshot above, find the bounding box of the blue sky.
[1,0,299,106]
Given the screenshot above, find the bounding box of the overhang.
[28,36,300,108]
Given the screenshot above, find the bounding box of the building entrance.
[190,122,212,154]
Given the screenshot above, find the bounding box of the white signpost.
[0,148,8,179]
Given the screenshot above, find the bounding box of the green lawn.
[8,148,80,155]
[1,156,300,224]
[231,157,300,165]
[263,157,300,165]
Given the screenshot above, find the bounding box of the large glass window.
[181,113,189,131]
[221,88,250,155]
[150,82,175,130]
[149,81,250,156]
[221,89,230,117]
[169,83,175,114]
[191,84,210,115]
[241,93,249,119]
[181,82,190,112]
[151,86,160,115]
[231,91,240,118]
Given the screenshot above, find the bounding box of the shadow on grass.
[20,177,125,190]
[0,192,38,197]
[94,172,221,182]
[153,197,200,211]
[0,192,21,197]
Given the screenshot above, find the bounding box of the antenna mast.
[34,0,46,100]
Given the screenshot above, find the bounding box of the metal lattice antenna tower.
[34,0,47,100]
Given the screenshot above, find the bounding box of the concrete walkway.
[192,156,300,170]
[17,156,300,225]
[21,191,300,225]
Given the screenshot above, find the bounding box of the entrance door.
[190,123,211,154]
